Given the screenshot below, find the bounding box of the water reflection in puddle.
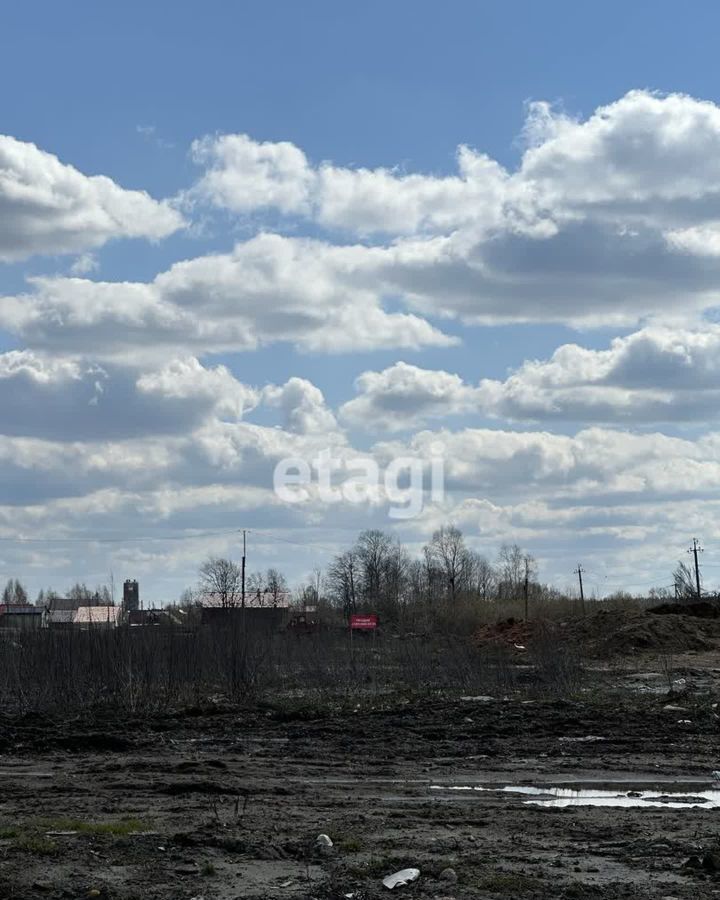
[430,784,720,808]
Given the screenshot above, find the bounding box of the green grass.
[200,860,216,876]
[14,834,59,856]
[0,817,148,857]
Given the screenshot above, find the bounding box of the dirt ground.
[2,648,720,900]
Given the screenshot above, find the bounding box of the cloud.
[191,91,720,237]
[374,426,720,502]
[183,91,720,328]
[0,351,259,440]
[3,398,720,599]
[340,362,477,430]
[69,253,99,276]
[477,326,720,423]
[262,377,339,434]
[10,90,720,600]
[342,326,720,429]
[190,132,517,237]
[378,219,720,328]
[519,91,720,223]
[0,135,184,261]
[0,235,456,359]
[4,419,720,565]
[190,134,314,216]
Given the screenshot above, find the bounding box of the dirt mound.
[475,616,534,647]
[572,609,718,655]
[649,600,720,618]
[475,609,720,657]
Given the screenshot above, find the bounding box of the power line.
[0,528,245,544]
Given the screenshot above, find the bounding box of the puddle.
[430,782,720,809]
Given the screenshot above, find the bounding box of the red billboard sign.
[350,614,379,630]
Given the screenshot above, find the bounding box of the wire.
[252,530,342,554]
[0,528,245,545]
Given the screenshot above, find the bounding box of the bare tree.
[2,579,28,605]
[266,568,288,606]
[496,543,524,601]
[382,542,411,615]
[67,582,111,605]
[247,570,267,605]
[178,587,198,608]
[295,572,322,608]
[356,529,393,605]
[198,556,243,608]
[468,552,497,601]
[426,525,470,602]
[327,550,359,616]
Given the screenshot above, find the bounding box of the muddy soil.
[2,656,720,900]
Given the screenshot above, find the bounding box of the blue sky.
[4,1,720,602]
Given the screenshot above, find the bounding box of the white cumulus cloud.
[0,135,185,261]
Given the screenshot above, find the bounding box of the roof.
[201,591,292,609]
[47,597,80,611]
[73,606,120,625]
[0,604,43,615]
[47,609,75,625]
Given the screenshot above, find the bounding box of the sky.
[4,0,720,603]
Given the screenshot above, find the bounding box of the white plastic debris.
[514,643,526,651]
[316,833,333,848]
[383,868,420,889]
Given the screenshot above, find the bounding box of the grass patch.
[14,834,59,856]
[1,817,148,857]
[478,873,542,893]
[200,860,216,876]
[40,817,147,836]
[337,836,362,852]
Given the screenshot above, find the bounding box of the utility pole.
[241,529,246,609]
[523,557,530,620]
[689,538,703,601]
[574,564,585,614]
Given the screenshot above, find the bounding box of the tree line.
[321,527,545,621]
[1,580,114,607]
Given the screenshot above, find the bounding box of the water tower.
[123,579,140,611]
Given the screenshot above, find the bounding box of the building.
[72,606,121,628]
[46,609,76,629]
[123,579,140,612]
[200,605,290,632]
[127,607,190,627]
[0,604,45,631]
[200,591,292,609]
